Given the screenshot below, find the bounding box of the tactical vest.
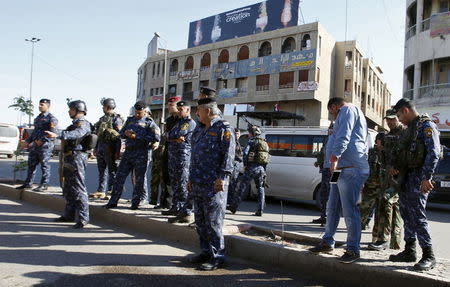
[397,115,430,170]
[96,114,121,142]
[248,137,270,165]
[366,148,382,189]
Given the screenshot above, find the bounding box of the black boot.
[414,246,436,271]
[16,183,32,189]
[389,240,417,262]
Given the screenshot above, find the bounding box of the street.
[2,156,450,260]
[0,196,338,287]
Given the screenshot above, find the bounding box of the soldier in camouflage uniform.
[359,133,384,231]
[90,98,123,200]
[187,97,235,271]
[368,109,404,251]
[389,98,441,271]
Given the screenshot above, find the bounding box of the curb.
[1,184,449,287]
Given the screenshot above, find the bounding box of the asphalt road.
[0,196,339,287]
[1,156,450,260]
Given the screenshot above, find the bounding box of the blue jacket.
[189,117,235,185]
[27,112,58,144]
[168,116,196,158]
[120,116,160,149]
[331,105,369,169]
[417,117,441,181]
[59,117,91,151]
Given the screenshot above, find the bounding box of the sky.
[0,0,406,128]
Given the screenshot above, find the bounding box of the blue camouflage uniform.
[190,117,235,262]
[168,116,196,214]
[59,117,91,224]
[235,137,267,212]
[24,112,58,186]
[400,116,440,248]
[94,113,123,193]
[108,116,160,207]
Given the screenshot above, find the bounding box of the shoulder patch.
[76,122,82,127]
[208,131,218,137]
[181,123,189,131]
[424,127,433,138]
[223,130,231,141]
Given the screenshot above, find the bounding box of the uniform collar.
[40,112,49,116]
[73,116,85,123]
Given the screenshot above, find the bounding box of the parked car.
[429,149,450,203]
[0,123,20,158]
[19,126,62,156]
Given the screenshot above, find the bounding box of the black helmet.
[101,98,116,109]
[248,124,261,136]
[68,100,87,114]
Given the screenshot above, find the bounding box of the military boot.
[89,191,106,199]
[389,240,417,262]
[414,246,436,271]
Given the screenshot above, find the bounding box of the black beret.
[134,101,147,110]
[199,86,216,96]
[177,101,190,107]
[392,98,413,113]
[39,98,51,104]
[384,108,397,119]
[197,97,217,106]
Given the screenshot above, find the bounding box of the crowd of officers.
[15,87,269,271]
[312,98,441,271]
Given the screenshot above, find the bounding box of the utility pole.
[25,37,41,126]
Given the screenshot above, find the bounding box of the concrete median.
[1,183,449,287]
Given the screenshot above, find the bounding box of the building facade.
[404,0,450,133]
[138,22,391,129]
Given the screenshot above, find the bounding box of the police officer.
[16,99,58,192]
[104,101,160,210]
[389,98,441,271]
[232,125,269,216]
[198,86,216,99]
[187,97,235,271]
[45,100,91,229]
[90,98,123,199]
[226,128,243,214]
[368,109,404,251]
[167,101,197,223]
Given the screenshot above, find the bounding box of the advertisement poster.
[431,12,450,38]
[188,0,299,48]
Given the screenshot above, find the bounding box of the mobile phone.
[330,171,341,184]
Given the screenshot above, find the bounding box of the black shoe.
[389,240,417,262]
[168,214,192,224]
[414,246,436,271]
[227,206,237,214]
[161,209,177,216]
[339,250,360,264]
[33,184,48,192]
[368,241,388,251]
[72,221,87,229]
[153,204,164,209]
[130,205,139,210]
[188,253,211,264]
[312,217,326,224]
[103,203,118,209]
[54,216,73,222]
[16,184,32,189]
[309,241,334,253]
[254,210,262,216]
[200,259,224,271]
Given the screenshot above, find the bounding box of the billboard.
[431,12,450,37]
[188,0,299,48]
[212,48,316,80]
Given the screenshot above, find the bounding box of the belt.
[125,146,148,152]
[337,166,354,170]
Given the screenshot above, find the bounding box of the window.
[183,82,193,100]
[345,51,353,67]
[440,0,450,13]
[157,62,160,76]
[236,77,248,93]
[170,59,178,76]
[258,41,272,57]
[301,34,311,50]
[299,70,309,82]
[316,67,320,83]
[150,88,154,96]
[185,56,194,70]
[318,36,322,56]
[168,84,177,94]
[344,79,351,92]
[237,45,250,60]
[152,63,156,77]
[256,74,270,91]
[218,49,229,64]
[279,72,294,88]
[216,79,227,90]
[266,134,326,157]
[363,68,367,80]
[281,37,296,53]
[201,53,211,69]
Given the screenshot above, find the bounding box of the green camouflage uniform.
[360,147,383,230]
[373,126,405,249]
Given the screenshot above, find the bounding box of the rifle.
[58,139,65,188]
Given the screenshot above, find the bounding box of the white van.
[0,123,19,158]
[239,126,377,206]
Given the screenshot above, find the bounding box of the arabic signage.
[297,81,318,91]
[431,12,450,37]
[188,0,299,48]
[151,95,164,105]
[418,107,450,130]
[177,70,199,80]
[212,49,316,80]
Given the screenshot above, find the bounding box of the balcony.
[237,87,248,93]
[421,18,430,32]
[418,83,450,99]
[256,85,269,91]
[169,71,177,76]
[405,25,417,40]
[200,66,210,72]
[279,83,294,89]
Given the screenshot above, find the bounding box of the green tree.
[9,95,34,125]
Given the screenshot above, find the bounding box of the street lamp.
[25,37,41,126]
[154,32,168,128]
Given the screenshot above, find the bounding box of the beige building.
[404,0,450,133]
[137,22,391,129]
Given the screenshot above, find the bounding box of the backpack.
[248,137,270,165]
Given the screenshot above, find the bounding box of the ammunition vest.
[96,114,122,142]
[248,137,270,165]
[397,115,430,170]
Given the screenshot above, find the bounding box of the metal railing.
[421,18,431,32]
[169,71,177,76]
[256,85,269,91]
[418,83,450,99]
[405,25,417,40]
[200,66,210,72]
[237,87,248,93]
[279,83,294,89]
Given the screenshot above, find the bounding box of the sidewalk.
[1,183,449,287]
